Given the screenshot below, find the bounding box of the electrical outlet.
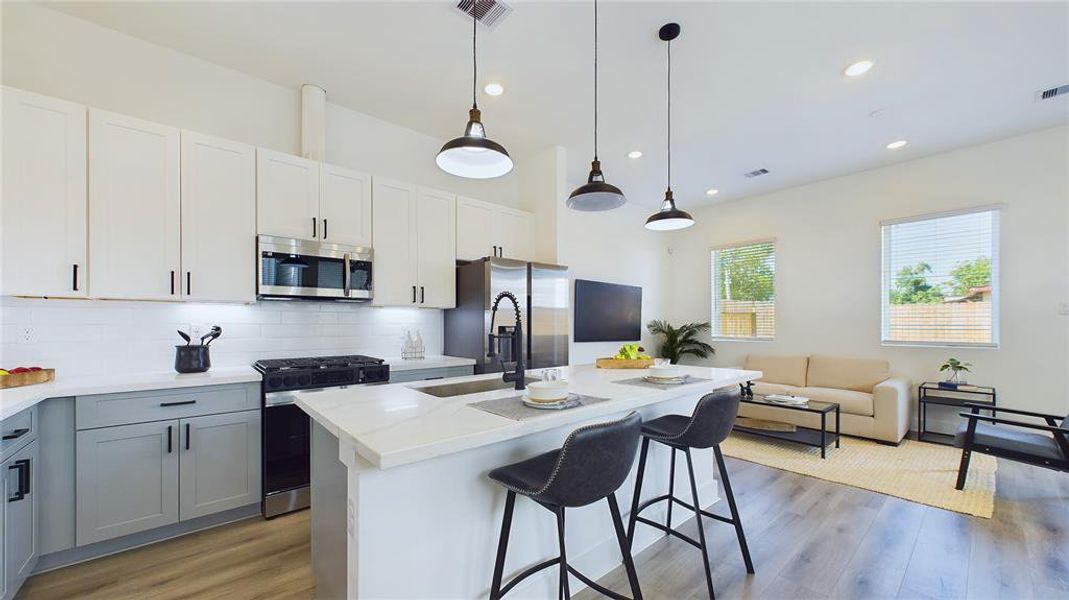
[21,327,35,343]
[190,324,207,342]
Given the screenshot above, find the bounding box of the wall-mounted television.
[574,279,642,342]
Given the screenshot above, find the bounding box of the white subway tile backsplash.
[0,297,443,376]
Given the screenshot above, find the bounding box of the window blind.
[881,208,999,347]
[711,241,775,340]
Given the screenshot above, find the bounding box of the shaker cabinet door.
[76,421,180,545]
[416,188,456,309]
[3,439,38,596]
[455,196,495,261]
[180,131,256,302]
[256,149,320,241]
[1,88,88,298]
[371,178,418,306]
[493,208,533,262]
[89,109,181,300]
[178,410,261,521]
[319,164,372,247]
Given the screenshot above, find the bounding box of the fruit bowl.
[0,367,55,389]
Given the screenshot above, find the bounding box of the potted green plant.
[939,357,972,389]
[646,320,715,365]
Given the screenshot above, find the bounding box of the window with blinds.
[711,241,775,340]
[881,208,999,347]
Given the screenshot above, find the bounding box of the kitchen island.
[297,364,760,599]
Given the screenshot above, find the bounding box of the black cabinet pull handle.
[499,245,504,257]
[492,245,497,257]
[323,218,328,239]
[170,271,175,295]
[186,272,191,296]
[420,286,425,304]
[185,423,191,450]
[167,425,173,453]
[72,264,79,291]
[159,400,197,407]
[8,459,29,502]
[312,217,317,238]
[2,428,29,441]
[412,285,417,303]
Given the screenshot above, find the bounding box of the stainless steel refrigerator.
[445,257,569,374]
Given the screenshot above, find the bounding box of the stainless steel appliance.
[445,258,569,373]
[253,355,389,518]
[258,235,373,301]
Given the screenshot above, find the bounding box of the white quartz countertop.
[296,364,761,470]
[0,367,262,419]
[384,356,476,372]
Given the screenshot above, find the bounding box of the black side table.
[917,382,996,445]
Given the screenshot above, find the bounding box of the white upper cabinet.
[180,131,256,303]
[493,207,533,262]
[256,149,319,241]
[455,196,533,262]
[416,188,456,308]
[371,178,418,306]
[455,196,496,261]
[1,87,88,298]
[89,109,181,300]
[319,164,372,247]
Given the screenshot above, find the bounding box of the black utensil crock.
[175,345,211,374]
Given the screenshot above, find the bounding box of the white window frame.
[710,238,776,342]
[880,206,1001,349]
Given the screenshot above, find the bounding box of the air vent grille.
[455,0,512,29]
[743,168,770,179]
[1035,84,1069,101]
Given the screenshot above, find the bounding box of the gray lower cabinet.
[76,420,180,545]
[389,365,474,384]
[179,411,261,520]
[3,437,39,600]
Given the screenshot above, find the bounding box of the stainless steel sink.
[414,377,539,398]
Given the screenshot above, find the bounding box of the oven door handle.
[343,252,351,297]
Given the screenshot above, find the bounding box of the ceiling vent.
[455,0,512,29]
[743,168,770,179]
[1035,84,1069,102]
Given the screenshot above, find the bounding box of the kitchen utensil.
[177,330,191,345]
[204,325,222,346]
[175,345,210,373]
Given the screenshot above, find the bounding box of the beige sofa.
[739,354,910,444]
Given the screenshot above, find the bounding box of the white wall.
[668,126,1069,419]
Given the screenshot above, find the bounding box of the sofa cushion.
[800,386,875,417]
[751,381,800,397]
[806,355,890,393]
[744,354,808,387]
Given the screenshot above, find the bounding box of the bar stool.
[488,412,644,600]
[626,389,753,599]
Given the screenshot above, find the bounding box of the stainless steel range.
[253,355,389,518]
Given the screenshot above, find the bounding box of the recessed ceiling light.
[844,60,874,77]
[627,150,643,159]
[484,83,504,96]
[886,139,908,150]
[705,188,719,197]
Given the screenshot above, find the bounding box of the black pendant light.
[436,0,513,179]
[645,23,694,231]
[567,0,626,211]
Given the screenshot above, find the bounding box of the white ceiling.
[48,1,1069,209]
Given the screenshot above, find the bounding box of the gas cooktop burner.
[254,354,385,372]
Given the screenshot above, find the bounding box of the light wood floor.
[18,458,1068,600]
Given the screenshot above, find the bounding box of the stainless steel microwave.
[257,235,373,301]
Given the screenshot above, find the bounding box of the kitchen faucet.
[487,291,526,391]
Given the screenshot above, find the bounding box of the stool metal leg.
[665,447,677,532]
[627,437,650,547]
[714,446,754,574]
[556,508,571,600]
[607,492,644,600]
[684,449,715,600]
[490,491,516,600]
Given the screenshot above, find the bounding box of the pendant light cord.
[666,37,672,192]
[593,0,599,161]
[472,0,478,109]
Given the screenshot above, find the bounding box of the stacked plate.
[523,381,576,409]
[643,364,687,385]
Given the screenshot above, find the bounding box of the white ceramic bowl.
[647,364,680,379]
[527,380,569,401]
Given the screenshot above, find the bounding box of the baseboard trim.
[34,503,263,574]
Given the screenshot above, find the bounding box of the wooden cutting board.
[0,368,56,389]
[596,358,656,369]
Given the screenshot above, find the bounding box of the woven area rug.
[721,432,997,518]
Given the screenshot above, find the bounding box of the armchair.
[954,403,1069,490]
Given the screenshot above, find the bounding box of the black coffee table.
[734,395,841,458]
